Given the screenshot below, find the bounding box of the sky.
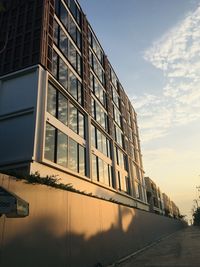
[79,0,200,222]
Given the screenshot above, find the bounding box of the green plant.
[193,207,200,226]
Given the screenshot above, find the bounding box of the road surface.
[118,226,200,267]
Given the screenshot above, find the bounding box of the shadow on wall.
[0,179,186,267]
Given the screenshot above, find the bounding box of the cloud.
[134,6,200,142]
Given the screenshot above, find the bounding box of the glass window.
[115,147,127,170]
[55,0,59,16]
[60,28,68,58]
[69,0,76,19]
[69,102,78,133]
[59,57,68,89]
[47,83,57,117]
[58,92,68,125]
[92,74,106,108]
[78,145,85,176]
[118,172,129,193]
[92,154,98,181]
[47,82,84,138]
[52,50,58,78]
[135,182,141,199]
[60,2,68,27]
[103,162,109,186]
[68,71,82,104]
[69,41,76,69]
[45,123,56,162]
[91,125,96,147]
[78,112,84,138]
[69,16,76,42]
[53,20,59,46]
[115,124,124,148]
[92,99,108,130]
[68,137,78,172]
[91,125,111,158]
[114,106,122,127]
[57,130,67,167]
[77,53,82,75]
[69,70,77,98]
[77,80,82,104]
[98,158,104,184]
[112,85,120,108]
[76,8,81,25]
[77,30,81,49]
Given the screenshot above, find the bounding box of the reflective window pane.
[47,83,57,117]
[68,138,78,172]
[52,50,58,78]
[60,2,68,27]
[92,154,98,181]
[60,28,68,58]
[53,20,59,46]
[69,16,76,42]
[78,112,84,138]
[69,103,77,133]
[69,42,76,69]
[79,145,85,176]
[59,57,68,89]
[69,71,77,99]
[58,92,68,125]
[98,158,104,183]
[91,125,96,147]
[104,162,109,186]
[45,123,55,162]
[57,130,67,167]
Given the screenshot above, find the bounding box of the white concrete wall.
[0,67,43,168]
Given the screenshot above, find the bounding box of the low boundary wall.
[0,174,186,267]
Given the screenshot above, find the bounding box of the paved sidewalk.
[118,226,200,267]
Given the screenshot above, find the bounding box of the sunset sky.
[79,0,200,222]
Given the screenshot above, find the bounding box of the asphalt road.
[118,226,200,267]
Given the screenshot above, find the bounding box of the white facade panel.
[0,67,40,168]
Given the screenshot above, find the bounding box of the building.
[0,0,148,209]
[145,177,164,215]
[145,176,181,218]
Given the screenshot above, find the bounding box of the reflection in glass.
[69,16,76,42]
[104,163,109,186]
[69,42,76,69]
[57,130,67,167]
[98,158,104,183]
[59,57,68,89]
[47,83,56,117]
[69,103,77,133]
[58,92,68,125]
[45,123,55,162]
[79,145,85,176]
[77,53,82,75]
[69,71,77,99]
[91,125,96,147]
[68,138,78,172]
[60,28,68,58]
[52,50,58,78]
[53,20,59,45]
[60,2,68,27]
[77,80,82,104]
[92,155,98,181]
[78,112,84,138]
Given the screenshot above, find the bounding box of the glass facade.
[44,0,146,202]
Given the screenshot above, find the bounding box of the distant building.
[145,177,180,218]
[0,0,148,209]
[145,177,164,215]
